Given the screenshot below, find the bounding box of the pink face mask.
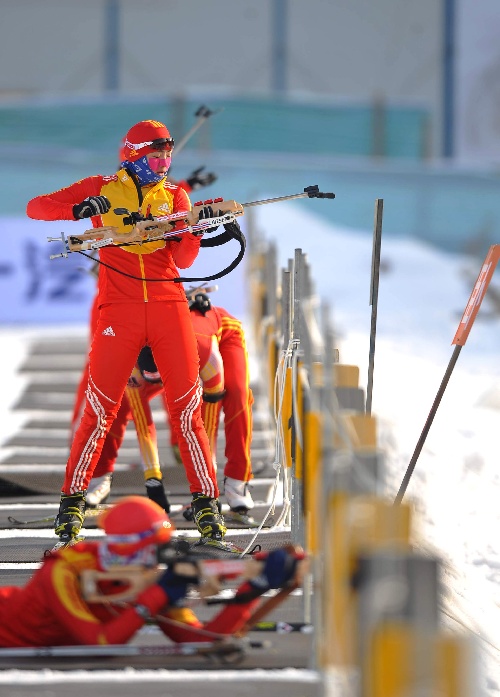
[148,156,171,173]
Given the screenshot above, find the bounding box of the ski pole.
[173,104,222,156]
[394,244,500,505]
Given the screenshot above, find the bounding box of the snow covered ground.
[1,202,500,692]
[253,202,500,694]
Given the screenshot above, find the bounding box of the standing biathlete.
[88,289,256,525]
[71,166,219,514]
[27,119,226,547]
[173,290,255,523]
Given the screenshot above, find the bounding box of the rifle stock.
[63,200,244,253]
[52,186,334,256]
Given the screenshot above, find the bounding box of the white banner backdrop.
[0,217,96,325]
[456,0,500,164]
[0,217,247,325]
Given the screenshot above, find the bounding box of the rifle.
[48,185,335,259]
[184,283,218,299]
[80,544,307,605]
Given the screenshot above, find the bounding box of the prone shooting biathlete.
[0,496,306,648]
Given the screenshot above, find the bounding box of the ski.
[223,510,275,529]
[252,621,313,634]
[0,638,267,662]
[180,505,272,529]
[9,503,192,528]
[8,505,109,528]
[7,513,55,527]
[49,536,84,553]
[173,536,248,557]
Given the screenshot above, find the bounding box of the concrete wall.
[0,0,443,151]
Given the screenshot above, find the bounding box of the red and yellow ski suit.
[184,305,254,482]
[0,542,262,647]
[83,304,254,483]
[70,294,165,483]
[27,170,217,498]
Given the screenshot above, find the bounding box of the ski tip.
[223,511,262,529]
[7,516,21,526]
[192,538,247,557]
[84,505,110,518]
[7,515,54,527]
[171,536,248,558]
[47,536,85,555]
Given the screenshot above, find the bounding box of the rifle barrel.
[242,192,309,208]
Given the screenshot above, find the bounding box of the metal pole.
[281,269,292,344]
[395,244,500,504]
[290,251,301,538]
[442,0,455,157]
[366,199,383,415]
[394,345,462,505]
[104,0,120,92]
[242,187,334,208]
[271,0,288,94]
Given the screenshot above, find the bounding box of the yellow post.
[322,490,355,667]
[322,494,413,670]
[364,622,415,697]
[304,410,322,554]
[435,633,474,697]
[349,496,412,559]
[294,362,306,481]
[333,413,377,449]
[280,365,293,469]
[334,364,360,388]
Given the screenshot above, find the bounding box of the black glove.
[196,205,221,236]
[188,292,212,314]
[249,548,300,593]
[186,166,218,191]
[156,565,197,607]
[73,195,111,220]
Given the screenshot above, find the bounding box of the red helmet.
[121,120,174,162]
[98,495,173,555]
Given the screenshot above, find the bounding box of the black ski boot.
[54,492,86,548]
[145,477,171,514]
[190,493,227,540]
